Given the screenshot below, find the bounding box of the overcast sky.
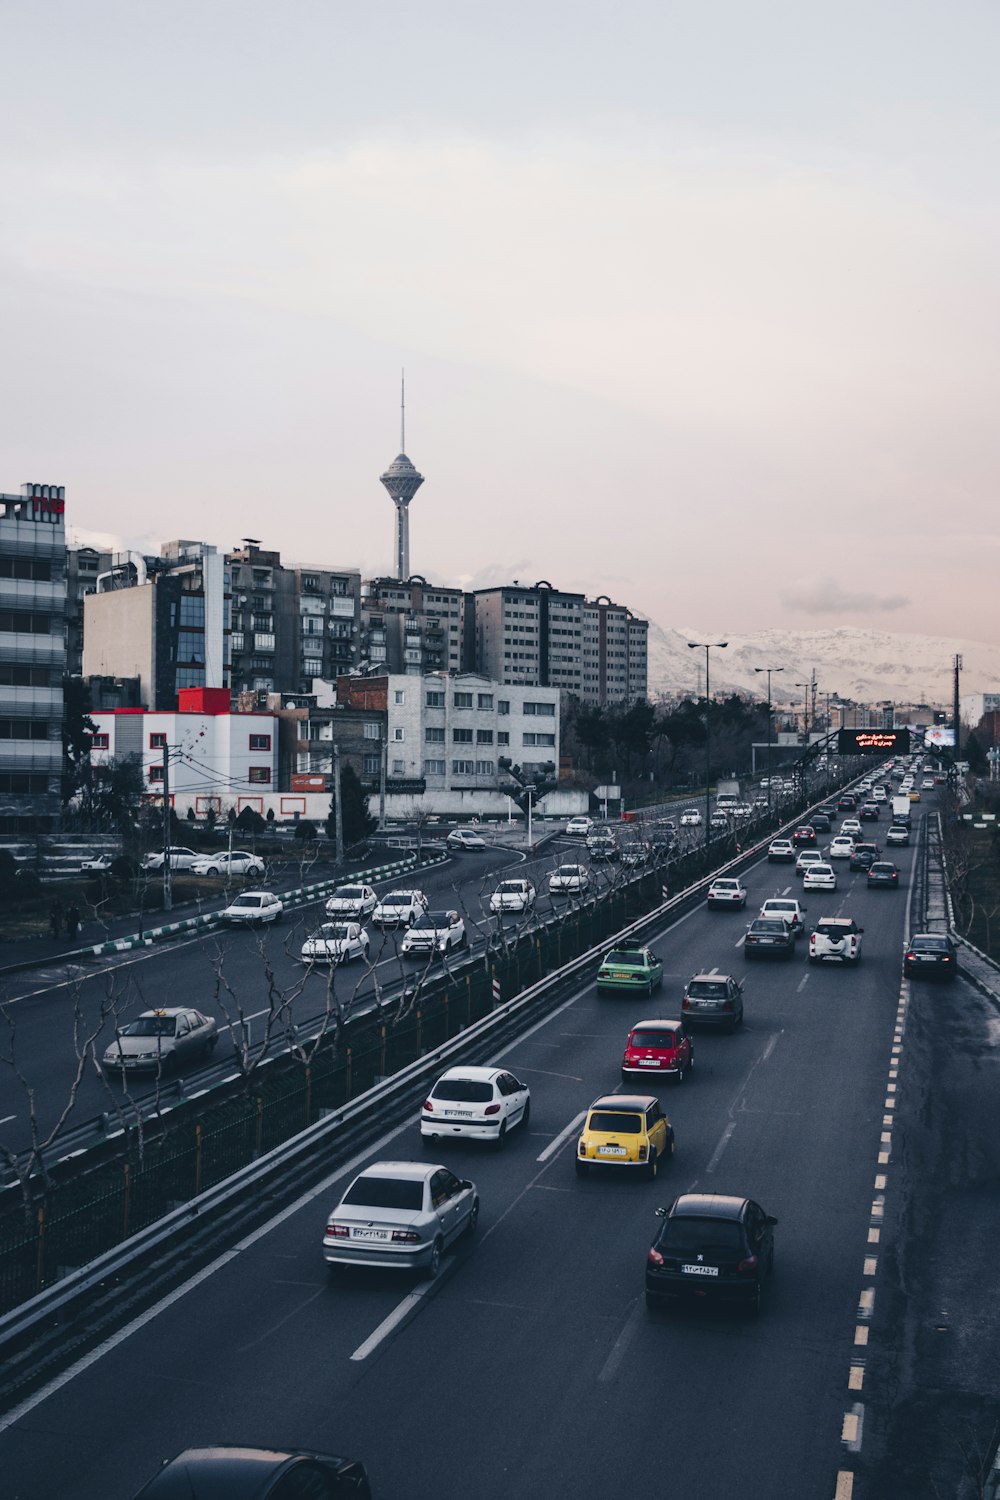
[4,2,999,642]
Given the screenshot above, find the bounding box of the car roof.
[631,1017,682,1031]
[138,1007,192,1019]
[133,1448,358,1499]
[437,1065,503,1083]
[689,971,736,983]
[356,1160,435,1180]
[590,1094,657,1110]
[816,917,852,927]
[670,1192,749,1220]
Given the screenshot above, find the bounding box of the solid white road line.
[351,1280,440,1361]
[537,1110,587,1163]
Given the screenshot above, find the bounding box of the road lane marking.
[796,973,810,993]
[868,1227,880,1244]
[0,1114,14,1125]
[706,1121,736,1173]
[854,1325,869,1346]
[842,1404,864,1452]
[858,1288,875,1316]
[537,1111,587,1163]
[848,1363,865,1391]
[835,1472,855,1498]
[351,1278,440,1361]
[598,1300,642,1383]
[515,1068,583,1082]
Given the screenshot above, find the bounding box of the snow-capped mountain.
[645,621,1000,706]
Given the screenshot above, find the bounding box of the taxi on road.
[576,1094,675,1179]
[596,946,664,996]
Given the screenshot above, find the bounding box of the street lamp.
[688,641,728,850]
[754,667,783,810]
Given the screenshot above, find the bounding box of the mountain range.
[644,623,1000,707]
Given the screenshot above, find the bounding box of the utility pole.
[754,666,783,811]
[332,743,344,865]
[953,654,962,758]
[688,641,728,853]
[379,734,387,829]
[162,744,172,913]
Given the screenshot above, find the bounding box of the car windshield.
[630,1030,679,1049]
[556,867,582,877]
[316,924,352,940]
[497,883,524,894]
[231,895,262,908]
[605,951,646,966]
[871,864,894,874]
[342,1176,424,1210]
[431,1078,494,1103]
[808,867,833,877]
[414,912,450,929]
[333,888,364,899]
[119,1015,177,1037]
[588,1111,642,1134]
[687,981,727,998]
[383,892,414,904]
[765,902,795,912]
[661,1218,744,1254]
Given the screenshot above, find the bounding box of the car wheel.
[466,1198,480,1236]
[495,1120,508,1150]
[675,1062,685,1085]
[206,865,220,877]
[521,1098,531,1128]
[646,1148,658,1180]
[427,1237,444,1279]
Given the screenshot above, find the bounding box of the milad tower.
[379,374,425,580]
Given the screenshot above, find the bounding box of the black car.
[587,837,619,862]
[859,801,881,821]
[744,917,795,960]
[904,933,958,979]
[645,1192,777,1315]
[867,861,900,889]
[792,825,816,847]
[849,842,880,871]
[810,811,832,832]
[818,804,839,821]
[838,794,857,811]
[132,1447,372,1499]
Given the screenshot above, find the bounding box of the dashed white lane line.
[536,1111,587,1164]
[854,1325,869,1346]
[706,1121,737,1174]
[598,1299,643,1383]
[835,1470,855,1498]
[796,972,810,993]
[848,1364,865,1392]
[858,1288,875,1317]
[842,1404,864,1452]
[350,1278,441,1361]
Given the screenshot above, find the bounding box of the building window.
[247,766,271,784]
[453,691,473,709]
[394,689,405,704]
[452,727,473,743]
[523,732,556,747]
[475,759,494,775]
[303,657,323,676]
[477,693,494,710]
[149,732,167,749]
[149,765,164,782]
[452,759,475,774]
[249,733,271,751]
[498,700,510,715]
[497,731,510,746]
[523,701,556,716]
[392,758,405,775]
[393,727,405,741]
[363,721,381,740]
[426,690,445,708]
[476,729,494,745]
[425,726,445,743]
[423,758,446,775]
[362,753,380,775]
[90,732,109,749]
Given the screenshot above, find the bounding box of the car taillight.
[905,952,915,961]
[737,1254,759,1274]
[326,1223,349,1238]
[723,1001,733,1012]
[484,1104,501,1116]
[638,1145,648,1160]
[578,1139,586,1155]
[422,1099,433,1112]
[942,956,952,963]
[647,1247,664,1266]
[682,996,691,1009]
[391,1230,420,1243]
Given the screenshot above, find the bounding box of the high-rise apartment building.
[473,583,585,693]
[360,577,466,676]
[582,596,649,706]
[0,484,67,833]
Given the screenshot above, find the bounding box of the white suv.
[809,917,863,964]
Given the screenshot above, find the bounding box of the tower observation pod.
[379,373,424,580]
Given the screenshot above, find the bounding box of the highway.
[0,808,940,1499]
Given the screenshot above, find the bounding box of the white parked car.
[759,896,807,936]
[548,864,590,896]
[565,816,594,837]
[322,1160,479,1277]
[706,878,747,910]
[221,890,284,925]
[802,863,837,892]
[679,808,702,827]
[301,922,370,964]
[489,879,536,915]
[141,846,199,871]
[371,889,428,928]
[421,1066,531,1145]
[446,828,487,851]
[325,884,378,920]
[80,853,114,874]
[190,850,265,878]
[828,835,855,860]
[809,916,864,965]
[401,910,466,957]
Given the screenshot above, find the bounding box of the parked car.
[190,851,264,879]
[744,917,795,960]
[79,852,114,874]
[904,932,957,978]
[682,972,744,1028]
[421,1066,530,1146]
[489,878,536,915]
[130,1447,372,1500]
[140,846,199,872]
[548,864,590,896]
[564,816,594,837]
[325,884,378,920]
[102,1007,218,1073]
[767,838,796,863]
[867,861,900,889]
[221,890,283,925]
[802,862,837,892]
[576,1094,674,1179]
[300,922,370,964]
[371,889,428,928]
[809,916,864,965]
[706,877,748,910]
[759,896,807,936]
[446,828,487,850]
[597,946,664,996]
[622,1019,693,1084]
[645,1193,777,1315]
[322,1160,479,1276]
[401,909,466,956]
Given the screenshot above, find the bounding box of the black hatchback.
[645,1193,777,1315]
[132,1447,372,1499]
[904,933,958,980]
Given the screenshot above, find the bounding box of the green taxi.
[597,946,664,996]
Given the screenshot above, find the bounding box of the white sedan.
[706,878,747,910]
[222,891,284,925]
[371,890,428,928]
[190,851,265,878]
[325,884,378,920]
[421,1065,531,1146]
[80,853,114,874]
[802,863,837,892]
[489,879,536,915]
[301,922,370,964]
[565,816,594,837]
[828,836,855,860]
[679,809,702,827]
[548,864,590,896]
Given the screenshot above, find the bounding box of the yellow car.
[576,1094,675,1180]
[908,789,921,802]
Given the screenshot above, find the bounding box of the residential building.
[581,596,649,706]
[66,543,114,676]
[0,483,67,833]
[472,582,584,693]
[360,576,466,676]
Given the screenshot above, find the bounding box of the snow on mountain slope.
[644,620,1000,705]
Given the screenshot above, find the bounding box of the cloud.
[781,578,910,615]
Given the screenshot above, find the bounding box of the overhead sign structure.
[837,728,911,756]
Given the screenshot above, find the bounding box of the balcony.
[0,579,63,612]
[0,687,61,717]
[252,633,276,652]
[0,634,65,666]
[0,742,63,772]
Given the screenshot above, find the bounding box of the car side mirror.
[766,1215,778,1226]
[654,1205,670,1218]
[461,1180,473,1190]
[858,927,864,934]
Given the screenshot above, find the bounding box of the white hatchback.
[829,836,855,860]
[421,1066,530,1145]
[802,863,837,892]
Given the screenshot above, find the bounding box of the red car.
[622,1018,694,1084]
[792,825,816,846]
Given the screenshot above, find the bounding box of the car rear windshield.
[431,1079,494,1103]
[816,923,848,938]
[870,864,895,874]
[231,895,262,907]
[912,937,949,951]
[661,1218,744,1253]
[605,951,645,966]
[687,981,727,998]
[342,1176,423,1210]
[588,1111,642,1134]
[497,882,524,894]
[630,1030,678,1049]
[752,921,787,934]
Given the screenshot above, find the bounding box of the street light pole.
[688,641,728,852]
[754,666,783,811]
[794,683,810,745]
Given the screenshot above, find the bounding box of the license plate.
[445,1110,473,1118]
[352,1228,389,1241]
[681,1263,719,1277]
[758,938,775,945]
[637,1059,660,1067]
[597,1145,627,1156]
[611,972,632,980]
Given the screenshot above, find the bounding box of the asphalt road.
[0,811,928,1499]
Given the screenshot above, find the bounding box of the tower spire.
[401,368,405,454]
[380,373,424,579]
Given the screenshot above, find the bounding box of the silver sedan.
[322,1160,479,1277]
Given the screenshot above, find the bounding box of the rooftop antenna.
[401,368,405,454]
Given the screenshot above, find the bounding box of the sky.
[3,1,999,643]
